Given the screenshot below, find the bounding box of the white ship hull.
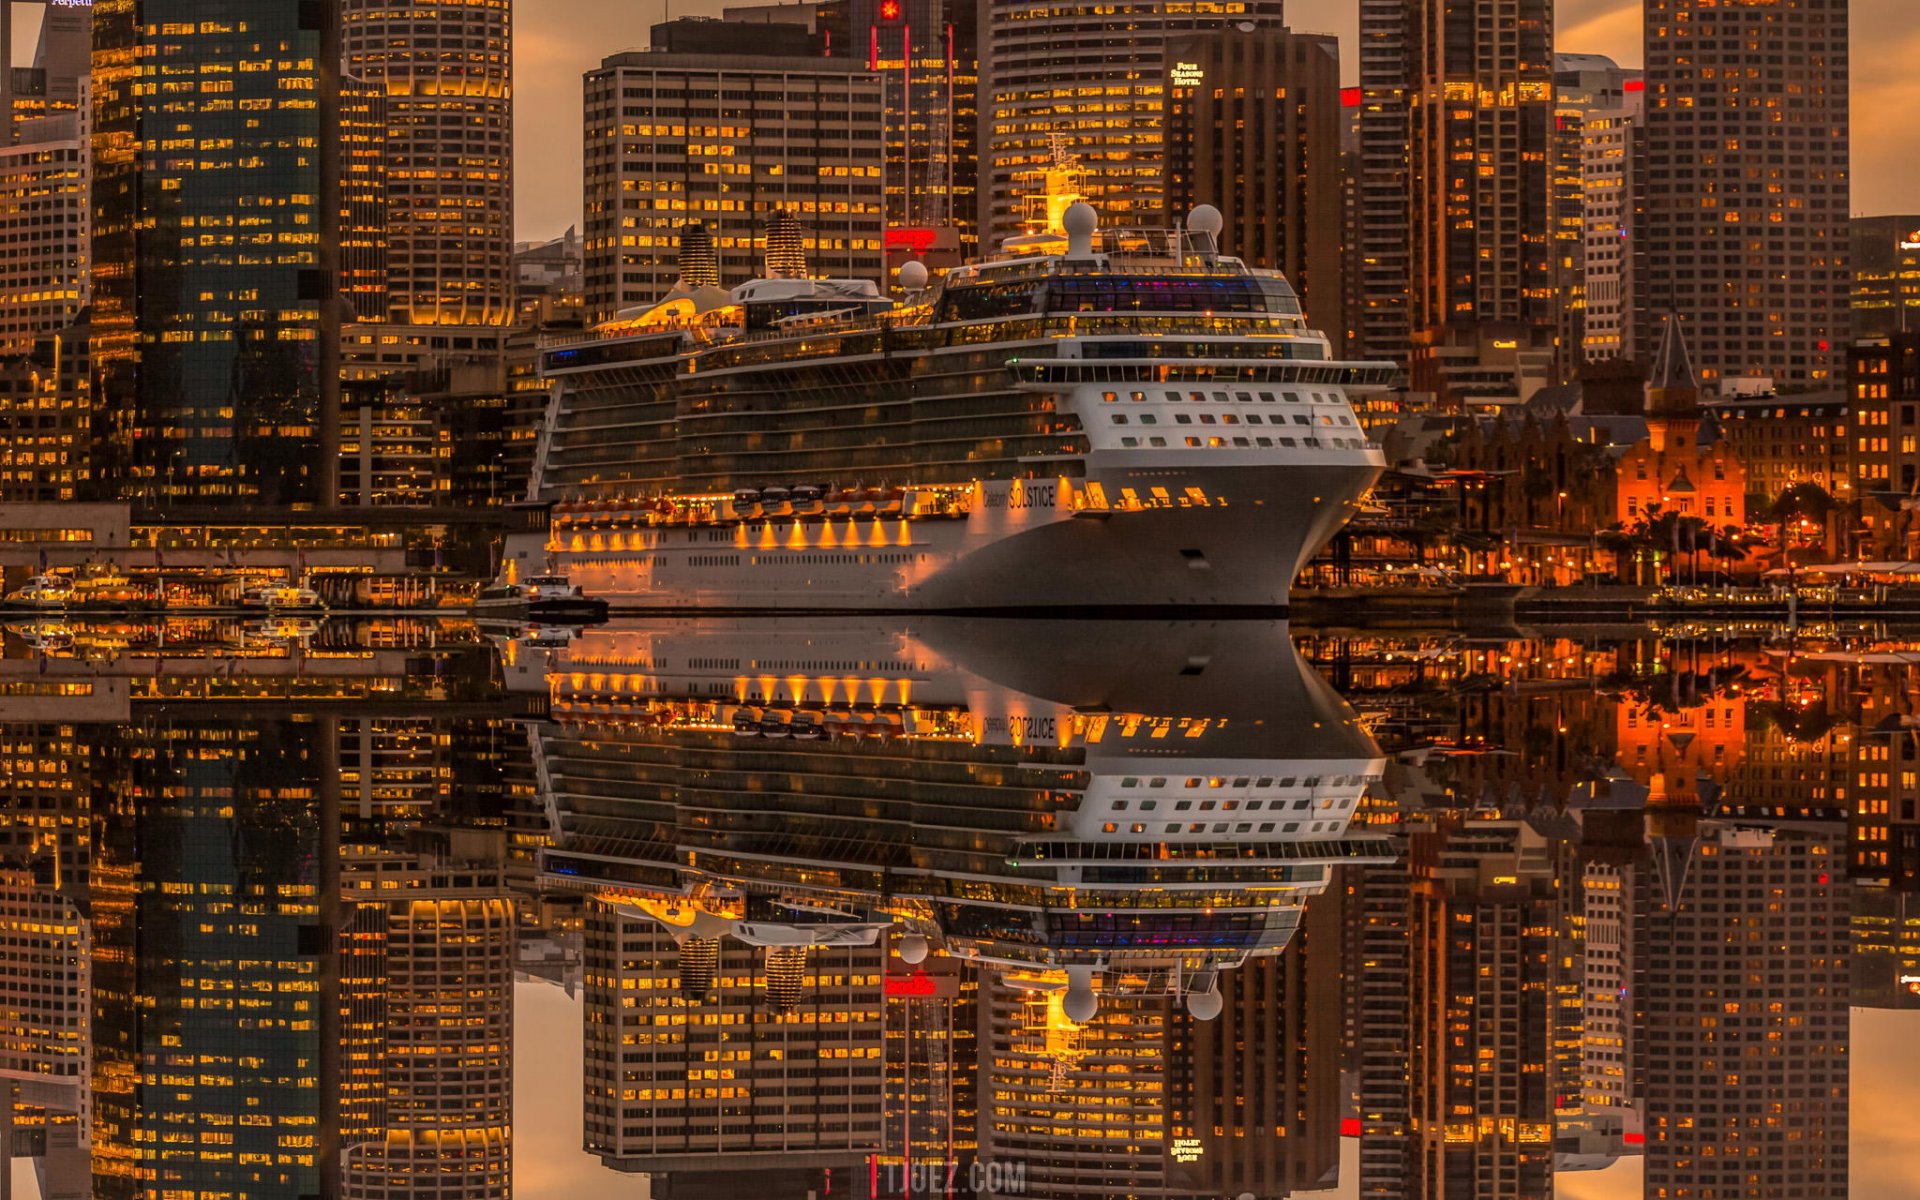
[510,452,1381,613]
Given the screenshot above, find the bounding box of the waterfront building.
[1613,317,1746,528]
[1403,0,1557,402]
[1702,390,1852,510]
[977,0,1286,249]
[88,717,332,1200]
[1847,331,1920,497]
[582,27,886,320]
[1404,819,1558,1199]
[1164,27,1346,351]
[341,0,514,328]
[90,0,341,506]
[1642,0,1850,393]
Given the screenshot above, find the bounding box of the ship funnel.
[1063,202,1098,259]
[765,209,809,279]
[677,221,721,289]
[1186,205,1224,262]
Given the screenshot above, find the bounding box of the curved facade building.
[342,0,515,326]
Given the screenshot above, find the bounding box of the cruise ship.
[513,203,1393,612]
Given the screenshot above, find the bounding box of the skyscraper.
[90,0,341,506]
[1406,0,1556,398]
[1164,27,1346,350]
[0,1,90,141]
[341,0,515,327]
[1553,55,1644,370]
[728,0,981,259]
[581,29,886,319]
[977,0,1286,249]
[1643,0,1850,392]
[1354,0,1412,365]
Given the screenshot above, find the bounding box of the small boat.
[238,582,328,614]
[472,573,609,623]
[2,574,75,612]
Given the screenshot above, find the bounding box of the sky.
[513,0,1916,240]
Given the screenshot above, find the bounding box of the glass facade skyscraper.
[91,0,340,507]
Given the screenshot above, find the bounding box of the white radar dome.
[897,933,930,964]
[1185,988,1225,1022]
[898,260,929,291]
[1187,204,1225,239]
[1062,983,1099,1024]
[1062,203,1098,239]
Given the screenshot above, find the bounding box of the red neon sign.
[885,970,938,997]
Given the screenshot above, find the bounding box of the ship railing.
[547,485,980,532]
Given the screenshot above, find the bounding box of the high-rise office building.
[1851,215,1920,339]
[1406,0,1556,399]
[0,124,87,357]
[340,74,391,325]
[90,0,341,507]
[1643,0,1850,393]
[1164,26,1346,350]
[582,28,887,319]
[1553,55,1643,370]
[977,0,1286,249]
[727,0,980,261]
[0,1,89,141]
[88,717,335,1200]
[341,0,514,327]
[1354,0,1411,366]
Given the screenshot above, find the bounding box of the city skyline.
[512,0,1917,241]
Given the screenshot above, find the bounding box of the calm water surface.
[0,615,1912,1198]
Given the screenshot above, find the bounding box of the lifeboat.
[792,484,825,515]
[760,713,792,739]
[732,710,762,737]
[732,488,761,515]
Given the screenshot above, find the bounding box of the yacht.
[2,574,75,612]
[472,573,609,623]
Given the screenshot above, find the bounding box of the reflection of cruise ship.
[514,204,1392,611]
[518,618,1387,1195]
[523,618,1387,1003]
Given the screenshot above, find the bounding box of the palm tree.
[1770,482,1836,583]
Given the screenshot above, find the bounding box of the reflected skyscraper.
[1641,824,1850,1198]
[90,0,341,505]
[88,716,334,1200]
[340,843,515,1200]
